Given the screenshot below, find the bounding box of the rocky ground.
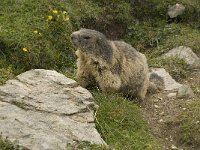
[141,51,200,150]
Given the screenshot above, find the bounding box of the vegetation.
[148,57,188,81]
[93,92,160,150]
[0,0,200,149]
[177,99,200,149]
[0,136,25,150]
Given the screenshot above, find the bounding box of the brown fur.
[71,29,149,100]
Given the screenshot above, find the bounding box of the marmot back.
[71,29,149,100]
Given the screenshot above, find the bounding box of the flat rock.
[168,4,185,18]
[163,46,200,69]
[0,69,105,150]
[167,93,177,98]
[149,68,182,91]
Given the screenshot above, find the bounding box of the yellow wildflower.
[63,15,69,21]
[47,15,53,21]
[52,10,58,14]
[33,30,38,34]
[22,47,28,52]
[62,11,67,14]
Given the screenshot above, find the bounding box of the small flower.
[22,47,28,52]
[62,11,67,14]
[52,10,58,14]
[33,30,38,34]
[63,15,69,21]
[47,15,53,21]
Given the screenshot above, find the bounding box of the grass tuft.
[0,135,25,150]
[93,92,160,150]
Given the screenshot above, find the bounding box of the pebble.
[171,144,178,149]
[159,111,165,116]
[167,93,177,98]
[154,105,160,109]
[177,85,195,99]
[154,99,159,102]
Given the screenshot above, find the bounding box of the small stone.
[159,111,165,116]
[170,136,173,142]
[182,108,186,110]
[196,121,200,124]
[171,144,178,149]
[159,119,164,123]
[154,105,160,109]
[168,4,185,18]
[149,68,182,91]
[167,93,177,98]
[177,85,195,99]
[154,99,159,102]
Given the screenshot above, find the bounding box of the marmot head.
[71,29,112,61]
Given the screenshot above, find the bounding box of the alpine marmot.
[71,29,149,100]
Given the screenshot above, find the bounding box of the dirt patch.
[141,70,200,150]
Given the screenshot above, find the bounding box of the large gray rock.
[168,4,185,18]
[0,69,105,150]
[149,68,182,91]
[163,46,200,69]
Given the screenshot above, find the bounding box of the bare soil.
[141,70,200,150]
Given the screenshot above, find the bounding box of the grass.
[177,99,200,149]
[0,136,25,150]
[0,0,77,72]
[0,66,14,85]
[148,57,189,81]
[93,92,160,150]
[154,24,200,54]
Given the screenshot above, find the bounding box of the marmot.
[71,29,149,100]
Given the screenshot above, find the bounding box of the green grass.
[0,136,25,150]
[177,99,200,148]
[93,92,160,150]
[154,24,200,54]
[0,0,76,72]
[0,0,104,74]
[0,65,14,85]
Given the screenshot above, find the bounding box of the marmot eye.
[83,36,91,40]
